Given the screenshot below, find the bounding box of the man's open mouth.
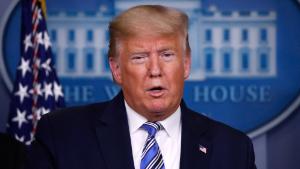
[149,86,164,91]
[147,86,166,97]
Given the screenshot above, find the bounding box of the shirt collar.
[125,100,181,137]
[159,106,181,137]
[125,100,147,135]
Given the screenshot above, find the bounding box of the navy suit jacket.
[25,92,256,169]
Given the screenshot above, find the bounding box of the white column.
[249,27,258,76]
[76,28,84,76]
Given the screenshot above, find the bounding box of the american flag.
[6,0,65,145]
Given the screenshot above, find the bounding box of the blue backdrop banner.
[1,0,300,137]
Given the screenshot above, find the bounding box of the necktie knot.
[141,122,163,137]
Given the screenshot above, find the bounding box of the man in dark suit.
[26,5,256,169]
[0,133,26,169]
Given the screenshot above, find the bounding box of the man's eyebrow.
[128,45,175,55]
[129,51,149,56]
[157,48,175,53]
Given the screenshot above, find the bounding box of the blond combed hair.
[108,5,191,58]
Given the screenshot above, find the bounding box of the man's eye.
[161,52,175,61]
[131,55,147,64]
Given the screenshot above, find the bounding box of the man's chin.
[145,111,169,121]
[144,104,173,120]
[147,102,167,112]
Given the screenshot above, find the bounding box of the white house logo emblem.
[1,0,300,138]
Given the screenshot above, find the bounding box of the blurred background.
[0,0,300,169]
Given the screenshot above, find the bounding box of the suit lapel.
[180,101,212,169]
[94,92,134,169]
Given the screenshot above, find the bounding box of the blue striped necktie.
[140,122,165,169]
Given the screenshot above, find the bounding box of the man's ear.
[109,57,122,84]
[183,52,191,80]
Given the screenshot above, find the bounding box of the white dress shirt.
[125,101,182,169]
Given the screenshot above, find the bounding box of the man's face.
[109,34,191,121]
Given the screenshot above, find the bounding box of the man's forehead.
[123,35,182,52]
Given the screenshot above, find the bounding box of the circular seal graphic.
[1,0,300,138]
[0,0,19,91]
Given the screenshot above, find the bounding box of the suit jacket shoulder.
[180,102,256,169]
[26,92,134,169]
[44,100,110,126]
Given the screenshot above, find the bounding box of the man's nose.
[148,55,162,78]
